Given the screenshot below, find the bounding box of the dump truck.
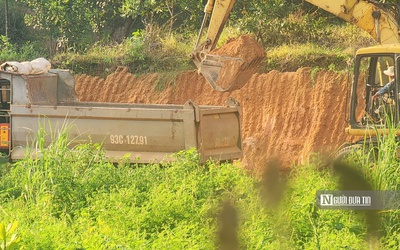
[0,69,243,163]
[191,0,400,155]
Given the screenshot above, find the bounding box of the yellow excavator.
[191,0,400,144]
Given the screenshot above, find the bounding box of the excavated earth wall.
[75,67,355,171]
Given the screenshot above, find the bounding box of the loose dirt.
[207,35,265,91]
[75,35,355,172]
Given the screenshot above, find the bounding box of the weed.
[0,36,18,62]
[266,43,352,73]
[0,221,19,250]
[154,71,179,91]
[342,114,400,248]
[0,121,398,248]
[311,67,322,86]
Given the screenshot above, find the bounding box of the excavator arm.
[193,0,235,52]
[305,0,400,45]
[191,0,400,92]
[190,0,264,92]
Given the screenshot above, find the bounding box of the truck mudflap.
[9,99,242,163]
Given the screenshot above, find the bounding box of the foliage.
[18,0,123,51]
[120,0,205,32]
[0,35,49,62]
[13,0,207,54]
[0,0,376,55]
[0,36,17,61]
[280,162,367,249]
[236,0,329,48]
[0,0,380,75]
[342,119,400,249]
[0,222,19,250]
[0,0,34,45]
[0,126,268,248]
[266,43,352,72]
[1,124,398,248]
[52,28,196,76]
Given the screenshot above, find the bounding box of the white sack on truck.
[0,57,51,75]
[30,58,52,74]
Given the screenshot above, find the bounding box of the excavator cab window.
[351,54,396,127]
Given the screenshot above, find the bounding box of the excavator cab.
[348,46,400,135]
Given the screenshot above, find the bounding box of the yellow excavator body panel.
[356,44,400,55]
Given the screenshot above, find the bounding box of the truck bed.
[0,70,242,163]
[10,100,242,163]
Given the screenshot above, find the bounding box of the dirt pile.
[206,35,265,91]
[74,35,354,171]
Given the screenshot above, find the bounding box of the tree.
[16,0,127,52]
[120,0,206,36]
[4,0,8,38]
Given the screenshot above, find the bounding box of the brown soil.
[74,35,355,172]
[207,35,265,91]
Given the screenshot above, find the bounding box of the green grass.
[0,128,377,249]
[266,43,352,72]
[51,30,196,77]
[48,23,373,78]
[340,115,400,249]
[1,121,400,248]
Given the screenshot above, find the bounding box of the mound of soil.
[74,35,354,171]
[205,35,265,91]
[213,35,265,66]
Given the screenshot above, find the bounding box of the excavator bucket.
[191,34,265,92]
[192,0,264,92]
[196,52,264,92]
[199,54,243,92]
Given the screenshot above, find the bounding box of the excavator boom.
[190,0,264,92]
[305,0,400,44]
[191,0,400,92]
